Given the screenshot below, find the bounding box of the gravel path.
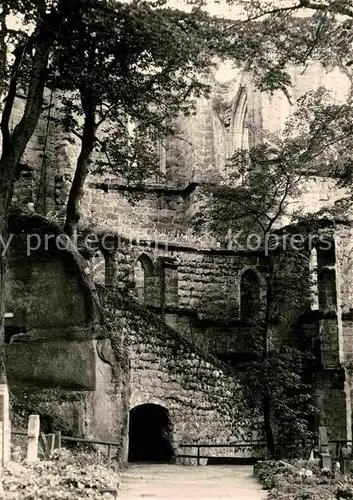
[119,463,267,499]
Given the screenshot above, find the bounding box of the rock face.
[5,215,128,456]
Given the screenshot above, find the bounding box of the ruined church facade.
[4,60,353,458]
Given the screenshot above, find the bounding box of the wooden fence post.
[46,434,55,458]
[340,447,351,476]
[0,384,11,466]
[55,431,61,450]
[27,415,40,463]
[318,426,332,471]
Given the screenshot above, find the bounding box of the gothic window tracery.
[231,86,249,152]
[213,82,250,174]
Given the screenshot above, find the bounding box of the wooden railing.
[60,434,121,460]
[178,442,267,465]
[12,430,27,437]
[328,440,353,460]
[12,429,120,460]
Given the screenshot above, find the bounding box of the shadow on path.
[119,463,267,499]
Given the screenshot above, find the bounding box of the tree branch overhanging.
[64,88,97,238]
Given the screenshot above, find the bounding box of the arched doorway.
[128,404,174,463]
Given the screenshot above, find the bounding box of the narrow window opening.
[240,269,260,322]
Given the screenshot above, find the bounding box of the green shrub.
[3,448,120,499]
[336,486,353,499]
[255,459,352,500]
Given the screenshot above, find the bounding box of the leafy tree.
[50,0,232,238]
[50,0,353,239]
[223,0,353,94]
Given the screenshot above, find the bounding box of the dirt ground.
[119,463,267,499]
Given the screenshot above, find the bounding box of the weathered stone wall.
[4,214,258,462]
[5,216,103,340]
[311,224,353,367]
[4,214,128,455]
[336,225,353,318]
[83,184,186,234]
[96,238,268,356]
[100,292,256,463]
[112,242,266,312]
[6,59,353,453]
[314,370,352,443]
[293,224,353,443]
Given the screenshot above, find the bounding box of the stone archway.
[128,404,174,463]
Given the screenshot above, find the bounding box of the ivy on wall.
[97,285,257,441]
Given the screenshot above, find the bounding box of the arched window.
[134,254,154,305]
[212,82,250,175]
[309,247,319,311]
[231,86,249,152]
[240,268,260,321]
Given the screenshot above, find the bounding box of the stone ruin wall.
[3,217,128,450]
[5,216,353,452]
[129,327,254,463]
[8,61,352,239]
[99,225,353,445]
[297,224,353,444]
[6,61,353,449]
[94,238,268,356]
[329,225,353,446]
[2,216,256,461]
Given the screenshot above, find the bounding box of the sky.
[5,0,323,30]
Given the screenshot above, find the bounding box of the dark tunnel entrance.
[128,404,174,463]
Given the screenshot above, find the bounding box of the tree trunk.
[64,92,97,239]
[263,252,275,457]
[0,255,6,382]
[263,393,275,457]
[0,23,54,229]
[0,19,56,386]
